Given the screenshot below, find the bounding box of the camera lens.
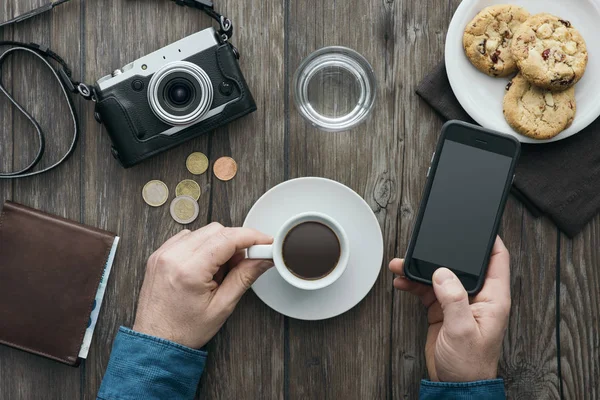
[166,79,194,106]
[148,61,213,126]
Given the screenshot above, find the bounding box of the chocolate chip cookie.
[503,73,576,139]
[463,5,530,77]
[511,13,588,90]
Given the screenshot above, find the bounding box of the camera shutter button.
[219,81,234,96]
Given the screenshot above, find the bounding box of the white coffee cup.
[247,212,349,290]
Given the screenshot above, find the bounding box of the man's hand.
[389,237,511,382]
[133,223,274,349]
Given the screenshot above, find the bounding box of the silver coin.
[142,180,169,207]
[169,195,200,225]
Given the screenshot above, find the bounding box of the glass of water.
[293,46,376,132]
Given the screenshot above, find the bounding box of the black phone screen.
[409,139,513,286]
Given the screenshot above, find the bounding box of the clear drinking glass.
[293,46,376,132]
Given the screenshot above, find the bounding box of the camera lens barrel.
[148,61,214,126]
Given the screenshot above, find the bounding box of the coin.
[186,152,209,175]
[142,180,169,207]
[175,179,202,201]
[213,157,238,181]
[170,195,200,224]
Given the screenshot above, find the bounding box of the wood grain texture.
[0,0,598,399]
[391,0,452,398]
[498,203,561,399]
[0,1,82,399]
[0,2,14,199]
[81,0,230,397]
[80,0,285,398]
[286,0,396,398]
[197,0,286,398]
[559,217,600,400]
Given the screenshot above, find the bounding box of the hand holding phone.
[404,121,520,294]
[389,237,511,382]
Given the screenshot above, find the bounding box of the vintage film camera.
[94,2,256,167]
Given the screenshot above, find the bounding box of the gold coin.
[142,180,169,207]
[170,196,200,224]
[175,179,202,201]
[213,157,238,181]
[186,152,209,175]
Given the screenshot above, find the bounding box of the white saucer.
[244,177,384,321]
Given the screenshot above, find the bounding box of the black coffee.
[282,222,341,280]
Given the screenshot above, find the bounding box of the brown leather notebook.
[0,201,119,366]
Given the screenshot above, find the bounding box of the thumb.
[432,268,477,338]
[213,259,274,310]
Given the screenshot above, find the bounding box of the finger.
[195,227,274,269]
[213,265,227,285]
[427,301,444,325]
[432,268,478,338]
[393,277,437,308]
[212,259,274,310]
[226,250,246,269]
[389,258,406,276]
[390,259,436,307]
[473,236,511,306]
[214,251,246,284]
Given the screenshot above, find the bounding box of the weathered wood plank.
[498,204,561,399]
[0,2,14,203]
[285,0,397,398]
[0,7,17,397]
[81,0,285,398]
[0,1,83,399]
[392,0,561,398]
[81,1,217,397]
[197,0,286,398]
[559,218,600,400]
[391,0,456,397]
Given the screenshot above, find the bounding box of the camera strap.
[172,0,234,40]
[0,0,233,179]
[0,42,88,179]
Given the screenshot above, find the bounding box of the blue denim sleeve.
[97,327,207,400]
[419,379,506,400]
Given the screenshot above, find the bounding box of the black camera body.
[94,27,256,168]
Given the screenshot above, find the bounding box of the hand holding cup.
[133,223,274,349]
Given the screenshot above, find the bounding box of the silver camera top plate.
[96,27,219,91]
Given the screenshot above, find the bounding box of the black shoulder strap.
[0,42,82,179]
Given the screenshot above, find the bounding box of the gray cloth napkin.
[416,62,600,237]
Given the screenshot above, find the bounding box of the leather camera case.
[94,43,257,168]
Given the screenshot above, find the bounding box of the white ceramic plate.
[244,177,384,321]
[446,0,600,143]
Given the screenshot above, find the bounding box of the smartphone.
[404,120,520,295]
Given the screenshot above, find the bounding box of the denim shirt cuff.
[97,326,207,400]
[420,379,505,399]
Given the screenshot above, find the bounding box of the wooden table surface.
[1,0,599,399]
